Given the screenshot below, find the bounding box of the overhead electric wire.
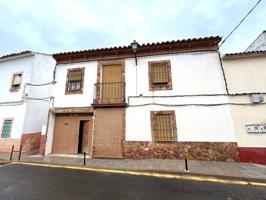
[0,59,57,106]
[128,102,266,108]
[220,0,262,47]
[26,82,54,86]
[216,50,229,94]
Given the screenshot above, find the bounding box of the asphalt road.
[0,164,265,200]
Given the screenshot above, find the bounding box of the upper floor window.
[1,119,13,138]
[148,60,172,91]
[151,111,177,142]
[65,68,85,94]
[10,72,23,91]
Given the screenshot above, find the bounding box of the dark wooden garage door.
[93,108,124,158]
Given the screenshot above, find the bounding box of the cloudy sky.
[0,0,265,56]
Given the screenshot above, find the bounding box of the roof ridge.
[223,50,266,59]
[0,50,32,59]
[53,36,221,56]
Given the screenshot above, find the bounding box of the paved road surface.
[0,164,265,200]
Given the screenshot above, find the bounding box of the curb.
[0,161,10,165]
[11,161,266,186]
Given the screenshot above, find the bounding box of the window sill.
[149,86,173,91]
[153,141,177,143]
[65,91,83,95]
[9,89,20,92]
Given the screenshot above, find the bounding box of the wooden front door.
[101,64,123,103]
[81,120,93,155]
[52,114,77,155]
[52,114,93,155]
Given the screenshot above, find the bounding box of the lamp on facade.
[131,40,138,65]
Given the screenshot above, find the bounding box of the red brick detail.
[20,132,41,154]
[39,135,47,155]
[123,141,240,162]
[239,147,266,165]
[0,138,20,152]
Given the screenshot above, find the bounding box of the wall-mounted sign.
[246,124,266,134]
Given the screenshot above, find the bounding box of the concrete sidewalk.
[1,152,265,181]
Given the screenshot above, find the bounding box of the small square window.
[10,72,23,91]
[151,63,169,84]
[65,68,85,94]
[151,111,177,142]
[148,60,172,91]
[1,119,13,138]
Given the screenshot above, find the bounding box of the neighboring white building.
[245,30,266,52]
[45,36,240,162]
[0,51,55,154]
[222,50,266,164]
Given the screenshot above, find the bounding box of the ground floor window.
[150,111,177,142]
[1,119,13,138]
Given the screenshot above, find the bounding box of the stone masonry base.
[123,141,240,162]
[21,132,41,154]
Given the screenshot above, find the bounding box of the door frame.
[76,115,93,157]
[97,60,125,104]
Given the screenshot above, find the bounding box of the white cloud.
[0,0,265,55]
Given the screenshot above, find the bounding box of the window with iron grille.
[10,72,23,91]
[65,68,85,94]
[1,119,13,138]
[148,60,172,91]
[151,111,177,142]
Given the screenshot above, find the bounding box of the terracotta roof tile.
[0,51,32,60]
[223,50,266,59]
[53,36,221,64]
[53,36,221,56]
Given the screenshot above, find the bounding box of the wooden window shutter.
[151,111,177,142]
[12,74,22,85]
[65,68,85,94]
[68,70,82,81]
[10,72,23,91]
[148,60,172,91]
[152,63,169,84]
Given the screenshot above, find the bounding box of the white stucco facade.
[49,51,236,145]
[125,51,236,142]
[0,55,34,139]
[52,61,98,108]
[223,55,266,148]
[0,53,55,140]
[126,105,235,142]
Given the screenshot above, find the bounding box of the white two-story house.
[0,51,55,154]
[45,36,239,162]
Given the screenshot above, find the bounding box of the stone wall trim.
[123,141,240,161]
